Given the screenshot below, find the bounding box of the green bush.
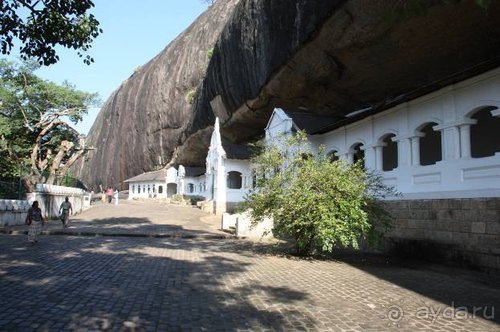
[171,194,184,202]
[186,89,197,104]
[241,132,396,256]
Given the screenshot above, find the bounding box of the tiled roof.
[124,169,168,182]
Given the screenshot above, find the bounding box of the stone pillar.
[178,178,185,195]
[374,145,384,171]
[456,119,477,158]
[410,136,421,166]
[338,152,350,162]
[393,137,411,167]
[205,173,214,200]
[346,152,354,164]
[433,124,459,161]
[215,162,226,215]
[459,124,472,158]
[363,145,375,170]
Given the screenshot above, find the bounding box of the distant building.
[178,165,206,197]
[125,167,178,199]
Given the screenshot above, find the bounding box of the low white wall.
[221,212,237,230]
[222,211,274,239]
[0,200,31,226]
[27,184,88,220]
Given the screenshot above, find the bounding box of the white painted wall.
[183,176,206,196]
[128,181,167,199]
[306,67,500,199]
[225,159,253,203]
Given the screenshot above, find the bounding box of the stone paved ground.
[0,200,228,238]
[0,201,499,331]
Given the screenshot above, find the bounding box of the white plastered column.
[338,151,350,163]
[215,160,227,215]
[392,136,412,168]
[128,183,133,199]
[458,119,477,158]
[434,119,477,159]
[363,145,376,170]
[433,123,461,161]
[410,136,421,166]
[368,144,385,171]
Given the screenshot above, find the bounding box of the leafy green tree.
[0,0,102,65]
[0,59,99,191]
[242,132,396,256]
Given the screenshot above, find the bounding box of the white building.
[177,165,206,197]
[127,67,500,206]
[205,118,253,214]
[125,167,179,199]
[265,67,500,199]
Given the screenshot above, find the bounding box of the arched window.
[381,134,398,171]
[187,183,194,193]
[328,150,339,162]
[351,143,365,167]
[471,107,500,158]
[131,185,135,194]
[419,122,442,166]
[227,171,242,189]
[138,186,141,194]
[158,185,163,194]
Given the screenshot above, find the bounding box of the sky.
[8,0,210,135]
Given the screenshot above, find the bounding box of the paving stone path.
[1,200,228,238]
[0,201,499,331]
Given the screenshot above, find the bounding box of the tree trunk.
[45,140,74,185]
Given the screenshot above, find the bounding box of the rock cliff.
[75,0,241,189]
[77,0,500,189]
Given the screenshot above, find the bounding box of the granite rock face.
[75,0,241,189]
[77,0,500,189]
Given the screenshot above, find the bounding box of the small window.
[158,185,163,194]
[352,143,365,167]
[328,150,339,162]
[132,185,135,194]
[188,183,194,193]
[227,171,242,189]
[471,107,500,158]
[381,134,398,171]
[419,122,442,166]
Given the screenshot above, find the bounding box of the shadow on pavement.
[1,216,228,238]
[331,250,500,326]
[0,235,312,331]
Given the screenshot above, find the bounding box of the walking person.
[59,196,73,228]
[106,187,113,203]
[114,189,119,205]
[26,201,44,244]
